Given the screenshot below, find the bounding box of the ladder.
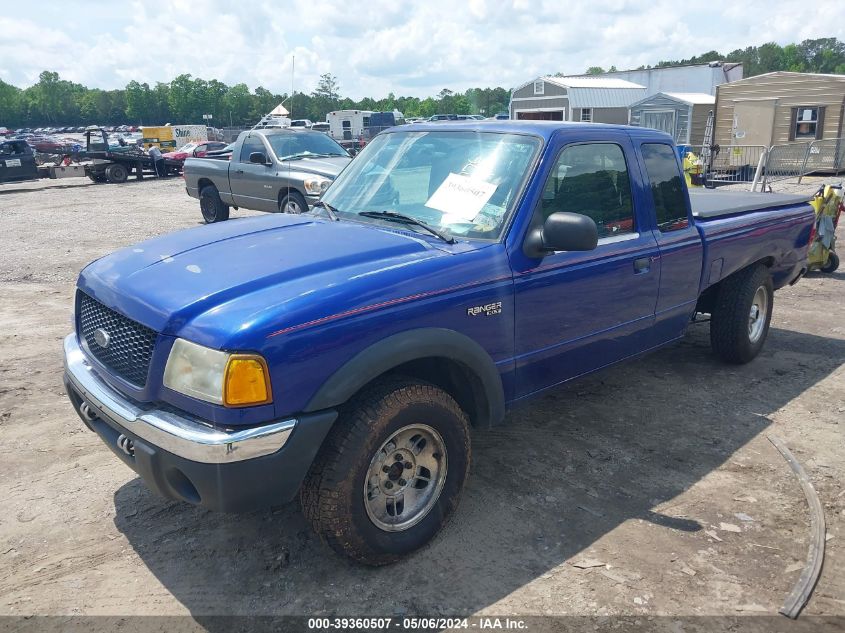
[702,109,714,154]
[701,109,715,186]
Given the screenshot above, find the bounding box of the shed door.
[732,100,776,147]
[641,110,676,140]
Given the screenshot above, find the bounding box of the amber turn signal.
[223,355,272,406]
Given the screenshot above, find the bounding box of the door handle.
[235,169,244,174]
[633,257,652,273]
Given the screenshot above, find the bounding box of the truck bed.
[690,190,810,219]
[694,193,814,293]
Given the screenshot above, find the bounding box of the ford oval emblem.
[93,328,111,348]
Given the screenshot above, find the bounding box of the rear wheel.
[821,252,840,273]
[199,185,230,223]
[710,264,773,364]
[301,378,471,565]
[279,191,307,214]
[105,163,128,184]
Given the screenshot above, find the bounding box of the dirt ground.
[0,176,843,629]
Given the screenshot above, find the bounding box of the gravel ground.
[0,176,843,630]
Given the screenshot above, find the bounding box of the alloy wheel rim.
[748,285,769,343]
[363,424,448,532]
[284,200,302,214]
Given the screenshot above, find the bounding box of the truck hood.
[280,155,351,178]
[78,214,456,344]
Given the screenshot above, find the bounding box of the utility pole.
[290,55,295,120]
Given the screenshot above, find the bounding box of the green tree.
[125,80,153,124]
[312,73,340,101]
[0,79,23,126]
[224,83,252,125]
[586,66,605,75]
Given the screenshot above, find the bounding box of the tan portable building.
[714,72,845,148]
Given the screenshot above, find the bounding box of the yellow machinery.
[140,125,208,151]
[807,184,842,273]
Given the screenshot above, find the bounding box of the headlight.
[163,339,272,407]
[303,177,331,195]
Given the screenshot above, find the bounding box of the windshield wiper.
[311,200,340,221]
[358,211,455,244]
[277,152,311,161]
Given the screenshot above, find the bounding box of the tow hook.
[79,401,98,422]
[117,434,135,457]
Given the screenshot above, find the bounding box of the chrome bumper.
[63,334,296,464]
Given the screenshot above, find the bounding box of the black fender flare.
[304,328,506,426]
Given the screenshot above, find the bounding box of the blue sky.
[1,0,842,99]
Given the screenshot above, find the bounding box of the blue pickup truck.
[64,122,814,565]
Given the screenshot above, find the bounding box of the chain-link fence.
[691,144,767,187]
[220,126,251,143]
[760,142,811,189]
[686,138,844,191]
[802,138,845,178]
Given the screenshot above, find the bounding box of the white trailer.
[327,110,373,142]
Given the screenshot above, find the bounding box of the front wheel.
[301,378,471,565]
[710,264,773,364]
[279,191,307,214]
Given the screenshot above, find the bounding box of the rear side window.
[239,135,266,163]
[641,143,688,231]
[541,143,635,238]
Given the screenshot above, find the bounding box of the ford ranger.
[182,128,352,223]
[64,122,814,565]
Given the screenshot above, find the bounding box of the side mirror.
[523,212,598,258]
[249,151,269,164]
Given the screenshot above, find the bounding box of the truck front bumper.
[62,334,337,512]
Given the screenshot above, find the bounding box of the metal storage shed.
[629,92,715,145]
[510,76,646,123]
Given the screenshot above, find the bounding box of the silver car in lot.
[183,129,352,223]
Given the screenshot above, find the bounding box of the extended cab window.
[239,136,266,163]
[541,143,634,238]
[641,143,689,232]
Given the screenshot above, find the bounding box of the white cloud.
[0,0,843,99]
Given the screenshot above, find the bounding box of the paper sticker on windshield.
[425,173,497,221]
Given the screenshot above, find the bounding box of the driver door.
[232,134,276,211]
[511,136,661,397]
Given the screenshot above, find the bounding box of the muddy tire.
[105,163,128,184]
[301,377,471,566]
[710,264,773,364]
[199,185,229,223]
[821,252,839,273]
[278,190,307,214]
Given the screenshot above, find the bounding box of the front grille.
[77,292,158,387]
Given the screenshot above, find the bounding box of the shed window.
[580,108,592,122]
[793,107,819,139]
[534,80,544,95]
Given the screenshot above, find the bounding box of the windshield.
[320,130,540,241]
[176,143,197,153]
[266,133,348,160]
